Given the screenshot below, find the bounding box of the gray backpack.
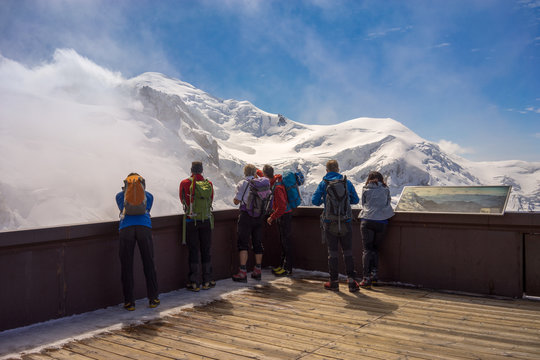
[323,176,352,236]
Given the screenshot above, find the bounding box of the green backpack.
[182,177,214,244]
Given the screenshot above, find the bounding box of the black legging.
[360,219,388,278]
[119,225,158,303]
[186,220,213,284]
[326,222,356,281]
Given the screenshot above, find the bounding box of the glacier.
[0,49,538,231]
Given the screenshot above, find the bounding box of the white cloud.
[525,106,540,113]
[435,42,451,48]
[365,26,413,40]
[437,139,473,155]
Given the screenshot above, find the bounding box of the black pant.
[237,211,264,254]
[360,219,388,278]
[186,220,213,284]
[325,222,356,281]
[119,225,158,304]
[278,212,293,272]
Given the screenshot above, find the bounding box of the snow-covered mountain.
[1,50,538,231]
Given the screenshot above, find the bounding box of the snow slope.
[0,49,538,231]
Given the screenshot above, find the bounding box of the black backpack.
[322,176,352,236]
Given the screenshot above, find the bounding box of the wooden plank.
[198,300,355,335]
[148,317,309,359]
[99,332,209,360]
[163,314,322,354]
[424,291,540,312]
[400,294,540,322]
[339,331,520,360]
[230,293,381,325]
[138,322,287,360]
[174,310,331,346]
[64,341,134,360]
[355,321,540,359]
[85,336,173,360]
[311,341,426,360]
[41,348,93,360]
[206,296,369,329]
[382,310,540,342]
[242,287,398,317]
[392,305,540,333]
[126,325,258,360]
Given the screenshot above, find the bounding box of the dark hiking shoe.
[232,269,247,283]
[348,279,360,293]
[324,280,339,292]
[359,277,372,289]
[202,280,216,290]
[149,298,160,308]
[251,267,262,281]
[186,282,200,292]
[123,302,135,311]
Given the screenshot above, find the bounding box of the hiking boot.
[324,280,339,292]
[271,266,283,274]
[348,279,360,293]
[202,280,216,290]
[251,267,262,281]
[274,268,291,277]
[359,277,372,289]
[149,298,160,308]
[186,282,200,292]
[123,302,135,311]
[232,269,247,283]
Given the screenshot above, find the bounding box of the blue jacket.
[311,172,359,210]
[115,191,153,230]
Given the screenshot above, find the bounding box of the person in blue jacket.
[115,173,159,311]
[312,160,360,292]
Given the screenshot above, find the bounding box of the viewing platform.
[2,273,540,359]
[1,208,539,359]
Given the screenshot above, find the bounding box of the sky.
[0,0,539,162]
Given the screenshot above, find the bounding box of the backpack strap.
[240,179,251,207]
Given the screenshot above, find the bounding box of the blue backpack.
[279,171,305,211]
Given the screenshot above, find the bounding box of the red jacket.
[179,174,214,208]
[255,169,290,221]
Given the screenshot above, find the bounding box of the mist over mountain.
[1,49,538,231]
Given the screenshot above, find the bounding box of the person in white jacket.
[358,171,394,288]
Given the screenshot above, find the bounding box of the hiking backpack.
[280,171,305,211]
[123,174,147,216]
[181,177,214,245]
[243,177,272,218]
[185,177,213,221]
[322,176,352,236]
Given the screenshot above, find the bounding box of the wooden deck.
[13,276,540,360]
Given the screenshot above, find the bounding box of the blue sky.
[1,0,539,162]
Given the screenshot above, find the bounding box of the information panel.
[395,186,511,215]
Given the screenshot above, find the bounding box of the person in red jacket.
[179,161,215,291]
[260,165,294,277]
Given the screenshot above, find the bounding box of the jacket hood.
[323,172,343,181]
[272,174,283,186]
